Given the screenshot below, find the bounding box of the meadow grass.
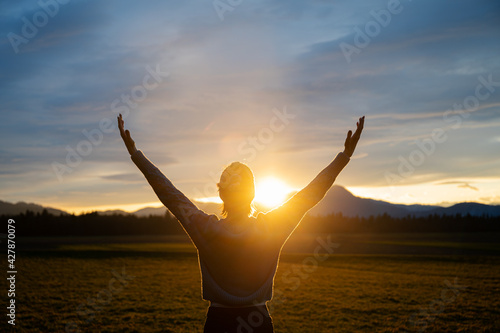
[3,238,500,332]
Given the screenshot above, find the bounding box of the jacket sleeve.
[130,150,218,244]
[260,152,350,242]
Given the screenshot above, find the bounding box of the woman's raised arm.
[262,116,365,239]
[117,114,215,238]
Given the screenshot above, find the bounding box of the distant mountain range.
[2,186,500,218]
[307,186,500,218]
[0,200,68,216]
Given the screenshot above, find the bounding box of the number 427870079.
[7,219,15,269]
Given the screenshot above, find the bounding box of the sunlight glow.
[254,177,294,208]
[195,196,223,204]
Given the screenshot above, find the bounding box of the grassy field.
[2,234,500,332]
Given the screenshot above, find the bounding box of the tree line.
[299,212,500,233]
[3,209,500,237]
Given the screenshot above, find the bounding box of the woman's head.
[217,162,255,217]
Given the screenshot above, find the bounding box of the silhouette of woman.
[118,114,364,333]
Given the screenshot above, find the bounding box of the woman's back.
[196,215,283,303]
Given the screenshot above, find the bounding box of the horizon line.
[3,189,499,216]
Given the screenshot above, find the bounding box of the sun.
[254,177,294,208]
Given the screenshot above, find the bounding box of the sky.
[0,0,499,214]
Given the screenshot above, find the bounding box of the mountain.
[133,207,167,217]
[0,200,68,216]
[2,186,499,218]
[307,186,500,218]
[426,202,500,217]
[307,186,435,218]
[119,187,500,218]
[112,202,221,217]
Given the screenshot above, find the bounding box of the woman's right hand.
[117,113,138,155]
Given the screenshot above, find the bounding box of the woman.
[118,114,364,332]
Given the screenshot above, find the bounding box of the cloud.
[437,181,479,191]
[458,183,479,191]
[1,0,499,210]
[100,173,146,183]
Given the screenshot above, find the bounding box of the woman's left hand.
[343,116,365,158]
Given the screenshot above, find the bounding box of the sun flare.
[254,177,294,208]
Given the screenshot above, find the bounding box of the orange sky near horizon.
[1,1,499,216]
